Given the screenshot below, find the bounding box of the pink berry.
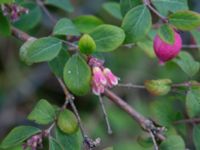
[153,31,182,64]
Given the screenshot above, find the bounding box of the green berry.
[57,109,78,134]
[78,34,96,54]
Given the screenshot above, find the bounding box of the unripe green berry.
[78,34,96,54]
[57,109,78,134]
[144,79,172,96]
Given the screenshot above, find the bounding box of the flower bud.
[153,31,182,64]
[103,68,118,88]
[79,34,96,55]
[144,79,172,96]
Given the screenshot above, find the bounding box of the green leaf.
[160,135,185,150]
[158,24,174,44]
[20,37,62,64]
[122,5,152,43]
[45,0,73,13]
[13,2,42,31]
[28,99,56,125]
[193,125,200,150]
[0,0,14,4]
[191,30,200,50]
[137,39,156,58]
[55,127,81,150]
[90,24,125,52]
[0,12,11,36]
[48,48,70,78]
[120,0,142,16]
[102,2,122,20]
[186,88,200,117]
[49,137,64,150]
[0,126,41,149]
[169,10,200,31]
[73,15,103,33]
[174,51,200,77]
[63,54,91,96]
[53,18,80,36]
[152,0,188,16]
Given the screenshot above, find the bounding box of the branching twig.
[117,83,145,89]
[182,44,200,49]
[149,129,159,150]
[174,118,200,125]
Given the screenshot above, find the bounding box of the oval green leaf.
[63,54,91,96]
[102,2,122,20]
[158,24,174,44]
[45,0,73,13]
[90,24,125,52]
[0,12,11,36]
[120,0,142,16]
[122,5,152,43]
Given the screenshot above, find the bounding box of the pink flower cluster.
[88,57,119,95]
[23,134,43,150]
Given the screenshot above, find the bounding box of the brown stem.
[174,118,200,124]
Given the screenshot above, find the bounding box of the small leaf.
[144,79,172,96]
[120,0,142,16]
[0,126,41,149]
[21,37,62,64]
[152,0,188,16]
[28,99,56,125]
[122,5,152,43]
[160,135,185,150]
[0,11,11,36]
[48,48,70,78]
[102,2,122,20]
[169,10,200,31]
[57,109,78,134]
[73,15,103,33]
[45,0,73,13]
[158,24,174,44]
[79,34,96,54]
[63,54,91,96]
[13,2,42,31]
[193,125,200,150]
[174,51,200,77]
[186,88,200,117]
[53,18,80,36]
[90,24,125,52]
[55,127,81,150]
[49,137,64,150]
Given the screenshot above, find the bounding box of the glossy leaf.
[13,2,42,31]
[0,12,11,36]
[174,51,200,77]
[102,2,122,20]
[152,0,188,16]
[53,18,80,36]
[193,125,200,150]
[122,5,152,43]
[0,126,40,149]
[55,127,81,150]
[160,135,185,150]
[28,99,56,125]
[169,10,200,31]
[48,48,70,78]
[158,24,174,44]
[45,0,73,13]
[120,0,142,16]
[186,88,200,117]
[73,15,103,33]
[20,37,62,64]
[90,25,125,52]
[63,54,91,96]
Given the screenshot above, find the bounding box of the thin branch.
[117,83,145,89]
[182,44,200,49]
[174,118,200,125]
[98,96,112,134]
[149,130,159,150]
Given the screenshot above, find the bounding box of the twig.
[174,118,200,124]
[36,0,57,24]
[98,95,112,134]
[149,129,159,150]
[182,44,200,49]
[117,83,145,89]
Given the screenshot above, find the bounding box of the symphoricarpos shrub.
[153,30,182,64]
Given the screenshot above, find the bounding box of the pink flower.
[103,68,119,88]
[153,30,182,64]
